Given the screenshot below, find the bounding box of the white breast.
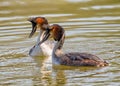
[40,42,52,56]
[29,44,43,57]
[29,41,53,57]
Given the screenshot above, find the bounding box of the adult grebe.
[28,17,52,57]
[38,24,109,67]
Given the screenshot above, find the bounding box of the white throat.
[52,41,63,65]
[36,30,44,45]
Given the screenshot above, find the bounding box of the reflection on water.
[80,5,120,10]
[0,0,120,86]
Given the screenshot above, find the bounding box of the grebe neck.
[37,30,52,56]
[36,30,44,45]
[52,34,65,61]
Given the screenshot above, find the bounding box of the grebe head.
[50,24,65,41]
[37,24,65,49]
[28,17,49,38]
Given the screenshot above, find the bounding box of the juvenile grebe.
[28,17,52,57]
[38,24,109,67]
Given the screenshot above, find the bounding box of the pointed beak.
[29,22,37,38]
[38,28,50,45]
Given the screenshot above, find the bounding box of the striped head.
[49,24,65,49]
[50,24,65,41]
[28,17,49,38]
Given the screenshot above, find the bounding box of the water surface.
[0,0,120,86]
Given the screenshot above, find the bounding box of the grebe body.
[28,17,52,57]
[39,24,108,67]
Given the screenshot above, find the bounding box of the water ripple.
[69,16,120,21]
[80,5,120,10]
[0,0,120,85]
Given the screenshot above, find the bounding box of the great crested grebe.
[38,24,109,67]
[28,17,52,57]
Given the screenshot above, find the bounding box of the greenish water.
[0,0,120,86]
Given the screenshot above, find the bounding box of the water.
[0,0,120,86]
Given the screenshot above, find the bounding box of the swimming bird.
[38,24,109,67]
[28,17,52,57]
